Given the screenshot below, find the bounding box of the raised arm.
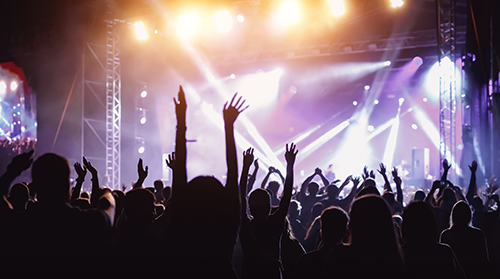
[466,161,477,204]
[0,150,33,211]
[70,162,87,202]
[339,176,360,210]
[299,171,317,201]
[337,175,352,194]
[425,181,440,207]
[378,163,392,192]
[315,168,330,188]
[134,158,148,189]
[83,157,101,207]
[276,143,298,218]
[240,148,254,219]
[261,167,274,189]
[392,167,403,205]
[173,86,188,196]
[223,93,248,216]
[438,159,451,197]
[247,159,259,195]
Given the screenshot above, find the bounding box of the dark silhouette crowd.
[0,86,499,278]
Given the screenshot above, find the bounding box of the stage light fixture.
[423,97,428,102]
[391,0,404,8]
[353,101,358,106]
[10,81,18,91]
[140,117,147,124]
[134,22,148,40]
[237,14,245,23]
[279,1,300,24]
[230,74,236,79]
[214,10,233,33]
[412,124,418,130]
[0,81,6,95]
[374,99,379,105]
[138,146,145,154]
[413,56,423,66]
[140,90,147,98]
[384,61,392,66]
[367,125,374,132]
[364,85,370,90]
[177,14,198,38]
[329,0,345,16]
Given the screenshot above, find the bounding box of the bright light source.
[411,124,418,130]
[134,22,148,40]
[457,144,463,150]
[237,14,245,23]
[0,81,6,95]
[154,30,158,34]
[140,117,147,124]
[367,125,374,132]
[423,97,428,102]
[279,1,300,24]
[214,10,233,33]
[364,85,370,90]
[384,60,392,66]
[138,146,145,154]
[275,68,284,76]
[353,101,358,106]
[230,74,236,79]
[461,93,465,98]
[177,14,198,38]
[413,56,423,66]
[391,0,404,7]
[399,98,405,106]
[328,0,345,16]
[140,90,147,98]
[374,99,379,105]
[207,73,216,83]
[10,81,18,91]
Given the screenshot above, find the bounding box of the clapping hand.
[74,162,87,180]
[83,157,97,177]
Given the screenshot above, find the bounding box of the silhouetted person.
[440,201,490,279]
[288,199,306,242]
[323,195,403,279]
[320,175,359,212]
[239,144,298,279]
[299,168,329,225]
[295,206,349,279]
[153,179,164,203]
[162,186,171,205]
[401,201,460,279]
[8,183,29,213]
[414,189,426,201]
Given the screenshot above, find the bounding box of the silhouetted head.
[311,202,324,219]
[413,190,425,201]
[327,184,339,199]
[267,181,280,195]
[357,186,381,198]
[402,201,437,242]
[450,200,471,228]
[70,198,91,210]
[154,179,164,192]
[382,191,396,209]
[349,195,397,247]
[31,153,71,203]
[471,196,484,212]
[308,182,319,196]
[288,200,301,219]
[321,206,349,245]
[80,191,90,199]
[363,178,376,188]
[442,187,456,203]
[249,188,271,219]
[8,183,29,210]
[162,186,171,202]
[187,176,227,221]
[124,188,156,223]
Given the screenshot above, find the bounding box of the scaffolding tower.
[437,0,457,179]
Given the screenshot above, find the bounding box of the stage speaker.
[412,148,429,180]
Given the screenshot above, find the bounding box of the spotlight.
[353,101,358,106]
[423,97,428,102]
[413,56,423,66]
[207,73,216,82]
[367,125,374,132]
[364,85,370,90]
[391,0,404,7]
[328,0,345,16]
[177,14,197,38]
[374,99,379,105]
[461,93,465,98]
[214,10,233,33]
[0,81,6,94]
[384,61,392,66]
[237,14,245,23]
[138,146,145,154]
[230,74,236,79]
[154,30,158,34]
[411,124,418,130]
[140,90,147,98]
[279,1,300,24]
[134,22,148,40]
[399,98,405,106]
[10,81,18,91]
[274,68,284,76]
[140,117,147,124]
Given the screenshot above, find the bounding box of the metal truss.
[437,0,457,179]
[105,19,121,190]
[208,27,465,64]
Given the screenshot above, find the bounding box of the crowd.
[0,86,499,278]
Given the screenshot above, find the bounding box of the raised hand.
[74,162,87,180]
[83,157,97,176]
[352,176,361,187]
[443,159,451,172]
[392,167,402,185]
[369,170,376,179]
[341,175,352,187]
[243,148,254,168]
[223,93,248,125]
[362,166,369,180]
[121,183,127,192]
[174,85,187,121]
[378,163,387,176]
[285,143,298,166]
[269,166,276,173]
[254,158,259,169]
[7,150,34,175]
[469,160,477,173]
[315,167,322,175]
[166,152,176,170]
[138,158,149,180]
